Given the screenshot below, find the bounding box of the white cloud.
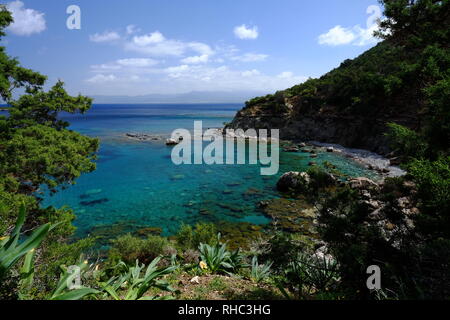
[86,74,117,83]
[161,64,306,92]
[277,71,294,79]
[89,31,121,43]
[85,25,306,96]
[318,25,356,46]
[132,31,165,46]
[181,54,209,64]
[6,1,46,36]
[124,31,214,58]
[126,25,140,35]
[230,53,268,62]
[90,63,122,72]
[241,69,261,77]
[318,5,382,47]
[116,58,158,67]
[234,24,258,40]
[84,63,307,96]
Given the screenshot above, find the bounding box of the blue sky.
[2,0,384,98]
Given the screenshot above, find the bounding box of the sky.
[2,0,384,100]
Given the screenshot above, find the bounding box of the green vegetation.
[250,256,272,283]
[0,6,98,299]
[0,0,449,301]
[242,0,450,300]
[198,236,242,274]
[175,223,218,250]
[108,234,173,265]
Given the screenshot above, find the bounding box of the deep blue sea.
[4,104,376,245]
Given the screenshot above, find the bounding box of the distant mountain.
[91,91,269,104]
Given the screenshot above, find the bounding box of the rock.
[308,161,317,166]
[199,208,212,216]
[276,171,310,192]
[190,276,200,284]
[326,147,334,153]
[349,177,379,190]
[283,146,299,152]
[126,133,162,141]
[166,138,179,146]
[385,222,395,231]
[80,198,109,206]
[135,227,163,237]
[310,154,318,158]
[298,142,307,148]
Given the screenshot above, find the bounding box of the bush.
[109,234,171,265]
[307,166,336,190]
[175,223,217,250]
[407,156,450,238]
[386,123,428,160]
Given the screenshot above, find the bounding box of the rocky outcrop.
[276,171,310,192]
[225,98,414,155]
[166,138,180,146]
[125,133,162,141]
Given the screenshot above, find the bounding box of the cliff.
[226,40,425,155]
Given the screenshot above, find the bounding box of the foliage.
[98,257,177,300]
[250,256,272,283]
[175,223,218,250]
[198,235,242,274]
[48,262,99,300]
[108,234,171,265]
[0,6,99,299]
[283,253,339,295]
[259,232,309,272]
[386,123,428,159]
[407,156,450,238]
[0,204,50,281]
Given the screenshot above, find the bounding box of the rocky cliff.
[226,41,424,155]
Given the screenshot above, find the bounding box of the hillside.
[226,37,440,155]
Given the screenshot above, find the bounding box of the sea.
[2,104,377,246]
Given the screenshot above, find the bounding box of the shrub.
[109,234,171,265]
[307,166,336,190]
[386,123,428,160]
[175,223,217,250]
[283,253,339,297]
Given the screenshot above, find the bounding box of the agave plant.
[198,235,233,273]
[0,204,50,281]
[250,256,272,283]
[99,257,177,300]
[284,252,339,295]
[48,261,99,300]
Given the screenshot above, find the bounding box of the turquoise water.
[39,104,376,243]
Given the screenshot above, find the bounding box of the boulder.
[349,177,379,190]
[277,171,310,192]
[166,138,179,146]
[283,146,299,152]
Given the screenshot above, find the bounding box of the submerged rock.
[80,198,109,206]
[259,198,318,236]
